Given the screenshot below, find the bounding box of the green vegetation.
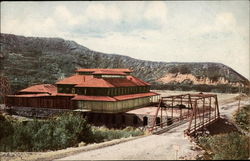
[234,105,250,132]
[168,65,191,74]
[197,105,250,160]
[151,83,250,94]
[198,132,249,160]
[0,112,144,152]
[90,126,144,143]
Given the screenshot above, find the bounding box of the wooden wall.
[74,86,150,96]
[77,97,151,113]
[6,96,76,109]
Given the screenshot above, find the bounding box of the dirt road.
[57,122,197,160]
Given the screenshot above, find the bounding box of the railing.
[149,111,193,132]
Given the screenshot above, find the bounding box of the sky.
[1,1,249,79]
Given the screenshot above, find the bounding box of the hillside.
[0,33,249,93]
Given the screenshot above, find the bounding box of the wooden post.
[171,97,174,119]
[215,96,219,118]
[160,104,163,128]
[202,98,205,133]
[238,95,241,112]
[209,97,211,123]
[194,100,197,133]
[180,96,182,120]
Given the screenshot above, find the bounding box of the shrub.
[168,66,179,74]
[0,113,144,152]
[0,114,14,140]
[53,112,93,146]
[234,105,250,132]
[198,132,249,160]
[0,112,93,152]
[91,126,144,143]
[179,65,191,74]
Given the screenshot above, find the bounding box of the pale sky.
[1,1,249,79]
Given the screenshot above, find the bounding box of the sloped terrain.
[0,33,249,93]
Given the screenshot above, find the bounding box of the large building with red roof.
[6,68,160,114]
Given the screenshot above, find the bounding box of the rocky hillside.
[0,33,249,93]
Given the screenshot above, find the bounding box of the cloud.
[85,3,121,21]
[54,5,86,26]
[194,12,238,35]
[144,1,168,26]
[55,5,72,21]
[1,1,249,79]
[215,12,236,26]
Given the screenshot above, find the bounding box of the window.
[58,87,63,93]
[143,116,148,126]
[71,88,75,94]
[101,75,126,78]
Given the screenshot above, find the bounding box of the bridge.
[149,93,220,136]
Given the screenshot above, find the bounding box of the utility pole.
[237,84,242,112]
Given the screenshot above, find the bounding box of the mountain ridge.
[0,33,249,93]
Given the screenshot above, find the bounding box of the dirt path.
[57,122,198,160]
[220,99,250,120]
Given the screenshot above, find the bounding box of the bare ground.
[58,123,200,160]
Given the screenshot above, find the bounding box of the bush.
[0,114,14,140]
[0,112,93,152]
[150,83,249,94]
[179,65,191,74]
[90,126,144,143]
[198,132,249,160]
[0,113,144,152]
[234,105,250,132]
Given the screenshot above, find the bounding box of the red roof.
[19,84,57,94]
[56,69,150,87]
[75,78,114,87]
[114,92,159,101]
[72,95,116,102]
[76,68,132,73]
[7,94,50,97]
[75,77,148,88]
[103,78,139,87]
[56,75,93,85]
[126,76,150,86]
[93,71,126,75]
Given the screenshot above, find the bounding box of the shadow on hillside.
[206,118,239,135]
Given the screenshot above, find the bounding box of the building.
[6,69,160,124]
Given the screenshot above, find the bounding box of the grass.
[196,104,250,160]
[91,126,144,143]
[234,105,250,132]
[197,132,249,160]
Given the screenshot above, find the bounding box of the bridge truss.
[150,93,220,136]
